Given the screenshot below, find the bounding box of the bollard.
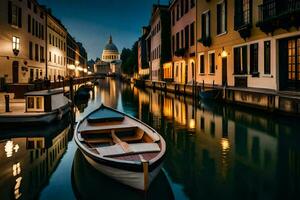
[5,95,10,112]
[202,80,205,91]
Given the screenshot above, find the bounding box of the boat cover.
[88,107,125,123]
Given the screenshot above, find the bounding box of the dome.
[103,36,118,52]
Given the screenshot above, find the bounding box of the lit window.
[13,36,20,51]
[27,97,34,109]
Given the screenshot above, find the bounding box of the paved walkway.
[0,99,26,115]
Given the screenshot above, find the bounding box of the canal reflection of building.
[138,88,291,198]
[0,119,71,200]
[97,78,120,108]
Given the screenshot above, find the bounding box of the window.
[49,51,52,62]
[28,15,31,33]
[12,36,20,51]
[40,46,44,62]
[217,1,227,35]
[176,32,179,51]
[190,22,195,46]
[250,43,258,75]
[201,11,210,39]
[35,44,39,61]
[176,4,180,21]
[185,25,189,48]
[32,18,35,36]
[209,53,215,74]
[264,41,271,74]
[27,97,34,109]
[35,69,39,79]
[190,0,195,8]
[181,0,184,17]
[234,46,248,74]
[29,41,33,60]
[35,21,38,37]
[172,35,175,55]
[54,54,56,63]
[199,54,205,74]
[8,2,22,28]
[30,69,34,80]
[171,10,175,26]
[185,0,189,14]
[27,0,32,9]
[181,30,184,48]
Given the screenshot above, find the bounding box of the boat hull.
[0,103,70,126]
[82,152,163,191]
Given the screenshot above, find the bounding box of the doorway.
[12,61,19,83]
[222,57,227,86]
[279,36,300,91]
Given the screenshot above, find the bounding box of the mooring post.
[202,80,205,91]
[69,77,74,104]
[213,80,215,88]
[5,95,10,112]
[142,160,149,192]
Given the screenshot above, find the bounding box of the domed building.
[94,36,122,76]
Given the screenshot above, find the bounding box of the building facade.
[196,0,300,92]
[94,36,121,75]
[46,13,67,82]
[138,26,150,79]
[0,0,46,84]
[66,33,78,77]
[169,0,196,84]
[149,4,171,81]
[77,42,88,77]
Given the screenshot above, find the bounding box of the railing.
[258,0,300,23]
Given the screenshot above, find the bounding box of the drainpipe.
[45,12,48,79]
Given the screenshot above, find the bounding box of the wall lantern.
[12,36,20,56]
[220,47,228,58]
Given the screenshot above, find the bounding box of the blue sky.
[38,0,169,60]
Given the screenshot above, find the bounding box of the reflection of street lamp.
[189,119,195,129]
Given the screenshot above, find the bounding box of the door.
[12,61,19,83]
[222,57,228,86]
[280,36,300,90]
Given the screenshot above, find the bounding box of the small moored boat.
[74,104,166,191]
[0,89,70,126]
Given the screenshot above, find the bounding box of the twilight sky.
[38,0,169,60]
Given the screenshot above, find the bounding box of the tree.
[120,41,138,76]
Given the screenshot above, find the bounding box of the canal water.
[1,78,300,200]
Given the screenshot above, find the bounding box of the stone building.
[46,12,67,82]
[138,26,150,79]
[168,0,196,84]
[0,0,46,84]
[94,36,121,76]
[149,4,171,81]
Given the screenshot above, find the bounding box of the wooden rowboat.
[74,104,166,191]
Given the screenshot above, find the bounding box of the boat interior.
[77,116,162,160]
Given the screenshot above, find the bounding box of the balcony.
[257,0,300,34]
[198,36,212,47]
[234,9,252,39]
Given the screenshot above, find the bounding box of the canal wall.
[137,79,300,116]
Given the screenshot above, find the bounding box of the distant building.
[66,33,77,77]
[149,4,171,81]
[77,42,88,77]
[94,36,122,76]
[0,0,46,84]
[46,11,67,82]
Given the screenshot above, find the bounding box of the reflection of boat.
[0,89,70,126]
[199,89,222,100]
[75,85,92,100]
[74,104,166,191]
[71,149,174,199]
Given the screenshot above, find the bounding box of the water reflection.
[72,149,174,200]
[0,118,71,200]
[116,80,300,200]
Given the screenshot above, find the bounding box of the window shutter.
[201,14,205,38]
[18,8,22,28]
[217,4,221,34]
[225,0,227,31]
[208,11,211,37]
[8,1,12,24]
[234,48,240,74]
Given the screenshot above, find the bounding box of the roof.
[25,88,64,96]
[103,36,119,53]
[87,106,124,123]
